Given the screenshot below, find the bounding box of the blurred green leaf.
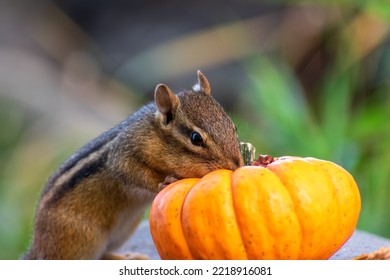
[365,0,390,22]
[242,56,329,157]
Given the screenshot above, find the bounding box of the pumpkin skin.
[149,156,361,260]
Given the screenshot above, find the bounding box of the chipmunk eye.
[190,131,204,147]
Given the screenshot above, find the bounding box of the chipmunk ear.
[193,70,211,95]
[155,83,180,125]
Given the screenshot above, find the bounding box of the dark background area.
[1,0,390,259]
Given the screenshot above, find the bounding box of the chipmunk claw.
[158,175,179,191]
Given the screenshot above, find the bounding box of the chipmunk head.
[153,70,244,179]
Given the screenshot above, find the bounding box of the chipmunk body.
[23,71,243,259]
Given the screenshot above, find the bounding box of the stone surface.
[330,230,390,260]
[118,221,390,260]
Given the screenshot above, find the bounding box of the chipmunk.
[23,71,244,260]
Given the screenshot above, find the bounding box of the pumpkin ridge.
[179,178,202,259]
[267,158,312,259]
[231,166,301,259]
[150,179,198,259]
[308,158,361,258]
[303,158,341,258]
[229,169,249,259]
[178,180,198,259]
[181,170,247,259]
[264,167,303,259]
[317,160,343,258]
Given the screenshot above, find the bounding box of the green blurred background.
[1,0,390,259]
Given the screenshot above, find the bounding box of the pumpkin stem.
[240,142,256,165]
[252,154,275,166]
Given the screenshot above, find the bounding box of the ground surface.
[118,221,390,260]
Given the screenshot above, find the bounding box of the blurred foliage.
[1,0,390,259]
[0,96,94,259]
[0,97,30,259]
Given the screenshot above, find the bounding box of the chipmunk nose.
[226,156,244,171]
[235,156,244,168]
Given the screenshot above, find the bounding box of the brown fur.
[23,71,243,259]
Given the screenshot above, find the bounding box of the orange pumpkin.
[149,155,361,260]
